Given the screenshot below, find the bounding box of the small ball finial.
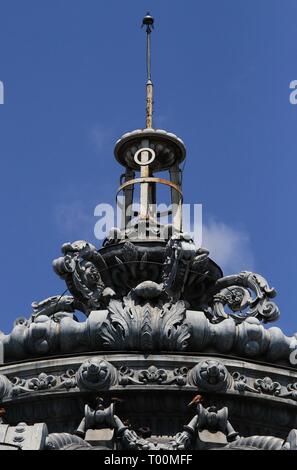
[142,12,154,30]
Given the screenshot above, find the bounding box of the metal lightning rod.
[142,13,154,128]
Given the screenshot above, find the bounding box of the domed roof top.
[114,128,186,171]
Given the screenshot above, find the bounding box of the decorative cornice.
[1,356,297,406]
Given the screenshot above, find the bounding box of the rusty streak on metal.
[146,80,153,128]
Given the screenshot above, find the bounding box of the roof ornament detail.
[142,12,154,129]
[0,14,293,451]
[113,12,187,237]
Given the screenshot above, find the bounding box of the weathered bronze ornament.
[0,13,296,451]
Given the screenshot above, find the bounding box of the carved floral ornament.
[100,283,191,351]
[0,8,294,449]
[254,376,282,396]
[49,236,280,326]
[1,358,297,403]
[0,234,291,364]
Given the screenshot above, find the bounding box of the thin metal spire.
[142,13,154,128]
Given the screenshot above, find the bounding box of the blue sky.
[0,0,296,334]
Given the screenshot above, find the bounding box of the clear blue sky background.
[0,0,296,334]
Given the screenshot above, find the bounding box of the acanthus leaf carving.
[160,300,191,351]
[100,281,191,351]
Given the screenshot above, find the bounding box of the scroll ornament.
[208,271,280,323]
